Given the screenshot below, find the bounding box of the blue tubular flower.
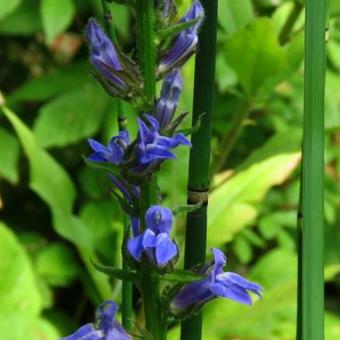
[158,1,204,75]
[62,301,130,340]
[155,70,183,129]
[85,19,128,96]
[88,130,129,164]
[133,114,191,174]
[127,205,177,267]
[170,248,263,316]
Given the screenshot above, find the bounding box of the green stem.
[300,0,327,338]
[100,0,131,329]
[181,1,218,340]
[135,1,164,339]
[135,0,156,109]
[278,1,303,45]
[212,101,251,176]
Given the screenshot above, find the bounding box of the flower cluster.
[85,1,204,98]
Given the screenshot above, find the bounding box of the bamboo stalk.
[300,0,327,338]
[99,0,132,330]
[181,1,218,340]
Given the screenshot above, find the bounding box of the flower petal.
[61,323,102,340]
[145,205,173,234]
[154,233,177,266]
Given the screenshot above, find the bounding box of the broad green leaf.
[40,0,75,43]
[330,0,340,17]
[34,82,108,148]
[35,243,79,287]
[208,152,300,246]
[218,0,254,38]
[225,18,287,96]
[0,313,59,340]
[1,105,93,249]
[325,71,340,131]
[0,222,42,314]
[10,61,88,102]
[0,1,41,35]
[0,0,22,21]
[0,128,20,183]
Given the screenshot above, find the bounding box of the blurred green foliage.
[0,0,339,339]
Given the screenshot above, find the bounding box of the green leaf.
[158,18,199,40]
[208,132,301,246]
[0,128,20,183]
[225,18,287,96]
[10,61,88,102]
[84,157,121,176]
[233,236,253,264]
[34,82,108,148]
[0,222,42,315]
[35,243,80,287]
[0,313,60,340]
[91,260,139,283]
[0,0,22,21]
[162,270,205,283]
[172,203,202,216]
[218,0,254,38]
[40,0,75,43]
[1,105,93,249]
[0,1,41,35]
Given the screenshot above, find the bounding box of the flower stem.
[278,1,303,45]
[181,1,218,340]
[135,0,156,109]
[135,1,165,339]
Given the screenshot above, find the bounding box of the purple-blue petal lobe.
[146,205,173,234]
[61,323,102,340]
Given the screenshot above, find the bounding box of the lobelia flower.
[127,205,177,267]
[158,1,204,75]
[85,19,133,97]
[88,130,130,164]
[155,69,183,130]
[130,114,191,176]
[170,248,263,317]
[62,300,131,340]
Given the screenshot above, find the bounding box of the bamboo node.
[187,189,209,204]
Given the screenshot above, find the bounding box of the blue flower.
[133,114,191,175]
[88,130,129,164]
[158,1,204,75]
[62,301,130,340]
[155,70,183,130]
[170,249,263,316]
[127,205,177,267]
[85,19,128,96]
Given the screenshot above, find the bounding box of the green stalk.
[278,1,303,45]
[100,0,131,330]
[300,0,327,338]
[212,100,251,176]
[135,0,156,108]
[181,1,218,340]
[135,1,165,339]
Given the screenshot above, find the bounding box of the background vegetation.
[0,0,339,339]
